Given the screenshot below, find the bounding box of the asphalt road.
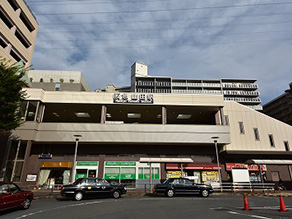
[1,194,292,219]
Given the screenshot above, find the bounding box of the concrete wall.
[224,101,292,152]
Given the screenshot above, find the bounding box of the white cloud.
[27,0,292,103]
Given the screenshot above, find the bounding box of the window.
[15,30,31,48]
[8,0,19,11]
[284,141,290,151]
[224,115,229,125]
[0,184,9,194]
[239,122,245,134]
[0,8,14,29]
[254,128,260,141]
[0,37,7,48]
[268,134,275,147]
[9,184,20,193]
[20,12,35,32]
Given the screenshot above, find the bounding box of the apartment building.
[263,82,292,126]
[0,0,38,67]
[28,70,91,92]
[131,62,262,110]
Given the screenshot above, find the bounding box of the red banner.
[226,163,267,171]
[166,163,220,170]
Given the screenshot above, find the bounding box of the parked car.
[154,178,214,197]
[61,178,127,201]
[0,182,33,211]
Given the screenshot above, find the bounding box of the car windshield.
[73,178,84,185]
[163,179,171,184]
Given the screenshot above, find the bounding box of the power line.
[40,11,292,26]
[36,38,292,50]
[34,1,292,16]
[28,0,168,5]
[38,29,292,42]
[38,20,292,34]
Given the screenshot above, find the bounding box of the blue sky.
[26,0,292,104]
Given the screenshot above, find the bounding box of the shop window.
[268,134,275,147]
[138,167,159,180]
[38,169,71,188]
[75,169,87,180]
[0,37,8,48]
[284,141,290,151]
[239,122,245,134]
[254,128,260,141]
[104,166,136,188]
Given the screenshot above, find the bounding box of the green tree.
[0,59,28,180]
[0,58,27,130]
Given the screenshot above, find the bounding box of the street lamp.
[72,135,82,183]
[212,136,223,192]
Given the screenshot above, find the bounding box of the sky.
[26,0,292,104]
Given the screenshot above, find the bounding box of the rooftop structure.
[28,70,91,92]
[131,62,262,110]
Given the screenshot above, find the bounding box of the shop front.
[225,163,267,183]
[38,161,72,188]
[104,161,137,188]
[75,161,99,180]
[166,163,220,185]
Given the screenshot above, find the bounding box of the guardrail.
[212,182,275,193]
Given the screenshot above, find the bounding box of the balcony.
[223,90,260,96]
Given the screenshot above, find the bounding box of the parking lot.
[1,194,292,219]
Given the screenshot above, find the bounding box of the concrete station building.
[4,87,292,190]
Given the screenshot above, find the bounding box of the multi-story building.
[4,88,292,189]
[131,62,262,110]
[263,82,292,126]
[28,70,91,92]
[0,0,38,67]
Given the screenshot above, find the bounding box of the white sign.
[113,93,153,104]
[232,169,250,183]
[26,174,37,182]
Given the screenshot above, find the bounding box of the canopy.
[139,158,193,163]
[246,159,292,165]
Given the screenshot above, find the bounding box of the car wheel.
[22,198,31,210]
[166,189,175,198]
[201,189,209,197]
[74,191,83,201]
[113,190,121,199]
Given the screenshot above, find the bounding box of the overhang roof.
[139,158,193,163]
[246,159,292,165]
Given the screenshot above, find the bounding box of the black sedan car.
[61,178,126,201]
[154,178,214,197]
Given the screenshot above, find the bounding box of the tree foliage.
[0,59,28,130]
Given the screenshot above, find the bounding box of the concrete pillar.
[5,44,12,54]
[16,8,21,17]
[11,26,17,35]
[98,154,105,178]
[215,109,222,125]
[100,105,106,124]
[162,106,167,124]
[20,141,32,185]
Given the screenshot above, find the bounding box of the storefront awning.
[246,159,292,165]
[139,158,193,163]
[166,163,220,170]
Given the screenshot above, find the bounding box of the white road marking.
[15,201,103,219]
[228,211,271,219]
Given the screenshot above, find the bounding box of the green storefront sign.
[105,161,136,166]
[75,173,87,179]
[104,173,119,180]
[77,161,98,166]
[138,173,159,180]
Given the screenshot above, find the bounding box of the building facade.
[0,0,38,67]
[4,88,292,189]
[28,70,91,92]
[131,62,262,110]
[263,82,292,126]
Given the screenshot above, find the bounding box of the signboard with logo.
[26,174,37,182]
[113,93,153,104]
[77,161,98,166]
[226,163,267,171]
[105,161,136,166]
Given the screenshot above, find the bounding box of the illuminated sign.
[113,93,153,104]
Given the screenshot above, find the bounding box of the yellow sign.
[41,161,73,168]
